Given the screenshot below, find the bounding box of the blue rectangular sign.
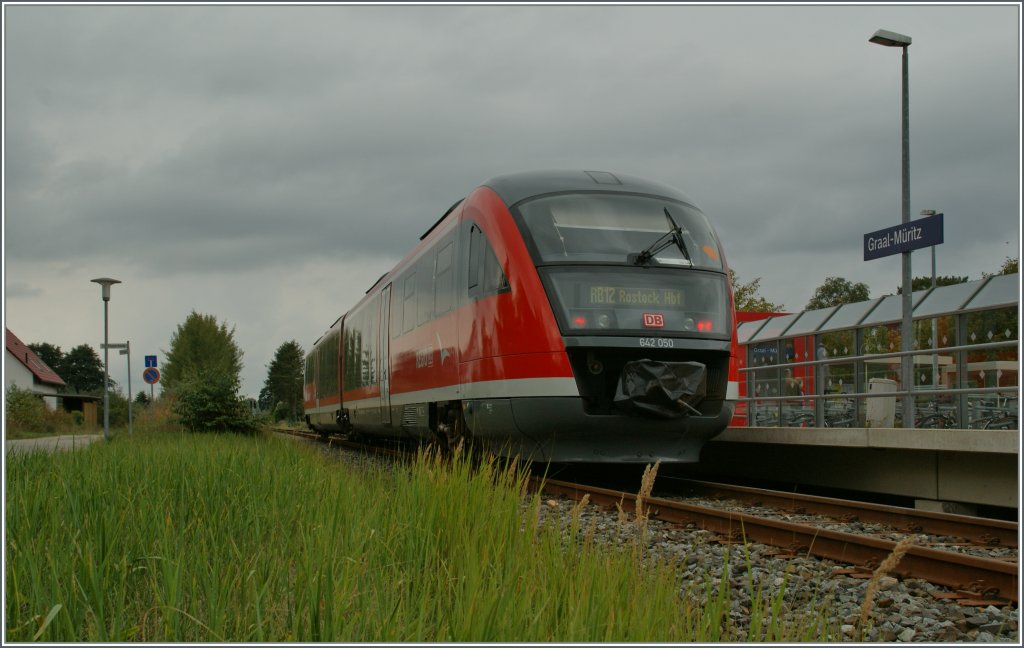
[145,355,158,368]
[864,213,943,261]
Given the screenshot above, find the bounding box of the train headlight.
[570,313,588,329]
[683,317,695,331]
[596,313,611,329]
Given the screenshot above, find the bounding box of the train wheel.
[436,404,475,460]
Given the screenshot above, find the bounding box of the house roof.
[5,328,66,387]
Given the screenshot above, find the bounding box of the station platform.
[680,426,1019,513]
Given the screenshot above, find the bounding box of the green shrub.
[5,385,55,434]
[271,401,289,422]
[171,372,257,434]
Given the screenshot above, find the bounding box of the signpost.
[102,342,132,435]
[864,212,944,261]
[864,212,944,427]
[143,366,160,401]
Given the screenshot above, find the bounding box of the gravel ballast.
[536,494,1019,643]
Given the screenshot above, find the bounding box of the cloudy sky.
[3,3,1020,399]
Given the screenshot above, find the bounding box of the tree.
[898,275,967,294]
[134,391,151,406]
[27,342,63,374]
[162,311,244,394]
[805,276,870,310]
[983,256,1018,278]
[258,385,274,413]
[730,269,784,313]
[162,311,251,433]
[60,344,110,393]
[261,340,305,422]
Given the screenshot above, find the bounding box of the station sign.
[864,213,943,261]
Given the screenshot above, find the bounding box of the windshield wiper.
[631,208,692,266]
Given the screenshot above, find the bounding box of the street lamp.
[870,28,915,428]
[921,209,944,391]
[91,277,121,440]
[919,209,944,288]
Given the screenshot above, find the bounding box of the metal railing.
[737,339,1019,429]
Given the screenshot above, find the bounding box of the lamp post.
[921,209,944,391]
[919,210,944,287]
[870,28,915,428]
[91,277,121,441]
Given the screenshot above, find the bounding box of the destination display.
[587,286,685,309]
[864,213,943,261]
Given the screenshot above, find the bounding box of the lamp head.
[91,277,121,302]
[869,29,912,48]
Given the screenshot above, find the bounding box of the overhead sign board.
[864,213,943,261]
[145,355,158,368]
[143,368,161,384]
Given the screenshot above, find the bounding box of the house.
[5,328,66,410]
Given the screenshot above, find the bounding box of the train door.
[379,284,392,425]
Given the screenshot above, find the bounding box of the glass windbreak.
[517,193,724,270]
[540,267,730,337]
[964,306,1018,428]
[913,313,960,428]
[818,330,857,427]
[749,341,781,426]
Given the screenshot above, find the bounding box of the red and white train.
[304,170,739,462]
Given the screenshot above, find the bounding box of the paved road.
[5,434,104,456]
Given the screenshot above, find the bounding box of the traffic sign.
[143,367,161,384]
[145,355,158,368]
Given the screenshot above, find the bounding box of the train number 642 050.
[639,337,675,348]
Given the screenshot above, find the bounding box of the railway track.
[540,478,1018,605]
[273,426,1018,605]
[666,478,1018,549]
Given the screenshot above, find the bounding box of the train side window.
[417,254,434,326]
[434,240,454,315]
[482,244,509,295]
[468,224,482,292]
[403,273,416,334]
[391,280,402,340]
[466,222,508,300]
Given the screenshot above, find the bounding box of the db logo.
[642,313,665,328]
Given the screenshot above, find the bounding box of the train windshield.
[517,193,724,271]
[540,267,731,337]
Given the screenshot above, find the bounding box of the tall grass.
[6,431,828,642]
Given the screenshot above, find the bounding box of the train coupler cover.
[613,360,707,419]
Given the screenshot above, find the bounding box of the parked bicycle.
[915,401,957,429]
[823,398,856,428]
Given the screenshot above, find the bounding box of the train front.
[493,171,737,463]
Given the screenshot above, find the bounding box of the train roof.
[482,170,698,209]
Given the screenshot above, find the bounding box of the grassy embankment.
[6,431,833,642]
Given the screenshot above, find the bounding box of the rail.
[540,478,1019,603]
[736,339,1018,429]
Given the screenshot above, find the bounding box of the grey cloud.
[4,4,1019,351]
